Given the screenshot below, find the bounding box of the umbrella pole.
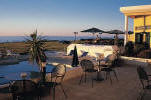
[92,33,95,39]
[74,32,78,42]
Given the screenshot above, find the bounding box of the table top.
[0,64,56,86]
[10,80,38,94]
[5,71,41,81]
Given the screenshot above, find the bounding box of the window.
[135,33,143,44]
[145,32,150,44]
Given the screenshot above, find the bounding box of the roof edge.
[120,5,151,14]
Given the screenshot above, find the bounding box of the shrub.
[142,42,150,50]
[124,41,134,56]
[118,39,124,46]
[134,42,149,56]
[137,49,151,59]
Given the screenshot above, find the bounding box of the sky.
[0,0,150,36]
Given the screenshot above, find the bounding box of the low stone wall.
[46,67,82,82]
[121,56,151,67]
[64,67,82,81]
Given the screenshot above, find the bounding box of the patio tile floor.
[0,65,151,100]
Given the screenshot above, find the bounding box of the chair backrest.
[52,64,66,83]
[137,66,149,88]
[10,80,37,94]
[137,66,148,80]
[54,64,66,77]
[80,59,94,70]
[105,54,116,65]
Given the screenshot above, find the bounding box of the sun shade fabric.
[106,30,124,34]
[81,28,104,33]
[72,46,79,67]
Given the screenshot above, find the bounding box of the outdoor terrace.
[0,63,151,100]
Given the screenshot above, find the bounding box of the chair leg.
[105,72,108,80]
[51,83,56,100]
[108,72,112,84]
[37,95,41,100]
[60,83,67,99]
[84,72,87,83]
[12,94,17,100]
[91,74,94,88]
[137,89,145,100]
[113,70,118,81]
[92,79,93,88]
[52,86,55,100]
[79,72,84,85]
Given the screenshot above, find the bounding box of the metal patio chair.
[137,66,151,100]
[37,64,67,100]
[49,64,67,100]
[99,54,118,84]
[79,59,97,87]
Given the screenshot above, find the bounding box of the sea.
[0,35,124,43]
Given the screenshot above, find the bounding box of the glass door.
[145,32,150,47]
[135,33,143,44]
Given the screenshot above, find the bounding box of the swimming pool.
[0,61,55,85]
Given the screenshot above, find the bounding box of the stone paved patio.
[0,64,151,100]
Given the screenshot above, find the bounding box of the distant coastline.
[0,35,124,43]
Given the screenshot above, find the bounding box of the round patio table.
[5,71,40,80]
[5,70,55,100]
[4,64,55,81]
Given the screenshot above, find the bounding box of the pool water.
[0,61,55,85]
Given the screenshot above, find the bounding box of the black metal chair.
[79,59,97,87]
[36,64,67,100]
[49,64,67,100]
[137,66,151,100]
[99,54,118,84]
[9,80,39,100]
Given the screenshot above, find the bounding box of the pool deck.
[0,64,151,100]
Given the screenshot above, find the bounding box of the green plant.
[26,30,47,82]
[142,42,150,50]
[134,42,149,56]
[124,41,134,56]
[137,49,151,59]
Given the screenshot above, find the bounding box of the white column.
[124,16,128,46]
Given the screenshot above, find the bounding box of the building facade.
[120,5,151,47]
